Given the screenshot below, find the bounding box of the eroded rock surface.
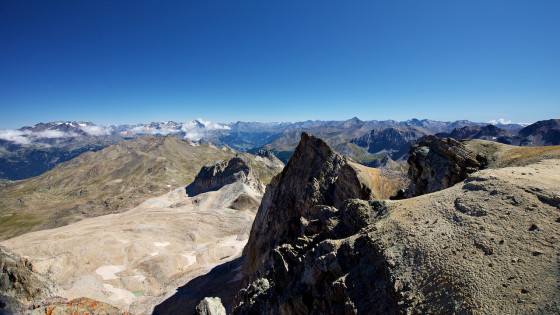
[0,246,55,314]
[407,136,560,197]
[241,132,380,282]
[407,135,485,196]
[186,156,258,196]
[195,297,226,315]
[229,132,560,314]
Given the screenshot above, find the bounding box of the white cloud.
[488,118,512,125]
[35,130,77,138]
[128,125,179,136]
[0,129,32,145]
[181,119,230,141]
[81,125,112,136]
[0,128,78,145]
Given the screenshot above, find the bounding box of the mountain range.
[1,120,560,314]
[0,118,532,181]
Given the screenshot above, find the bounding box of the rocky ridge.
[435,124,513,142]
[228,133,408,313]
[186,156,264,197]
[215,132,560,313]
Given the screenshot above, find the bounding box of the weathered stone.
[241,132,377,282]
[186,155,262,196]
[195,297,226,315]
[0,246,54,314]
[407,135,484,196]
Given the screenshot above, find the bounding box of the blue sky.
[1,0,558,128]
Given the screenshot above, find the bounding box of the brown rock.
[186,155,262,196]
[195,297,226,315]
[241,132,377,282]
[407,135,484,196]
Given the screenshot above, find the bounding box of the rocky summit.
[186,155,263,197]
[215,132,560,314]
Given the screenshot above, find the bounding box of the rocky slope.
[407,135,560,196]
[1,155,277,314]
[0,135,281,241]
[0,246,55,314]
[215,132,560,314]
[186,156,264,197]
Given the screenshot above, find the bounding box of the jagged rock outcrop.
[407,135,485,196]
[229,132,560,314]
[195,297,227,315]
[232,132,394,313]
[241,132,378,282]
[1,246,126,314]
[186,155,262,196]
[0,246,55,313]
[407,135,560,197]
[255,149,276,160]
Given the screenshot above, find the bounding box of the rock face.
[195,297,226,315]
[0,246,54,314]
[407,135,560,197]
[241,132,378,282]
[186,156,262,197]
[407,135,485,196]
[229,132,560,314]
[233,132,396,313]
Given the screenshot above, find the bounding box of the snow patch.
[154,241,171,247]
[95,265,126,280]
[181,251,197,267]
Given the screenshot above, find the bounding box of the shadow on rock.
[152,257,244,315]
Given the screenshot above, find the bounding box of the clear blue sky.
[1,0,558,128]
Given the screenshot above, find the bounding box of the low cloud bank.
[0,130,32,145]
[0,119,231,145]
[182,118,230,141]
[80,125,112,136]
[0,129,78,145]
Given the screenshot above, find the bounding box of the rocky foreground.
[192,132,560,314]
